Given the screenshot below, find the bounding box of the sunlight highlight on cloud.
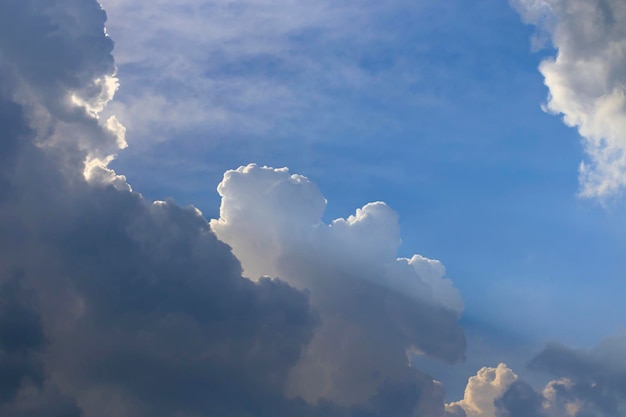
[211,163,464,314]
[514,0,626,198]
[446,364,518,417]
[447,332,626,417]
[211,164,465,408]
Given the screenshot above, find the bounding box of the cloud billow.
[211,164,466,408]
[513,0,626,198]
[451,333,626,417]
[0,0,468,416]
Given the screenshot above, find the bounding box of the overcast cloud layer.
[513,0,626,198]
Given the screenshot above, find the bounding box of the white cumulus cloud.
[211,163,463,313]
[513,0,626,198]
[210,163,466,408]
[445,363,518,417]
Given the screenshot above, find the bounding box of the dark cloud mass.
[0,1,313,416]
[494,333,626,417]
[0,0,468,416]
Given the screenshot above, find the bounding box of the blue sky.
[3,0,626,415]
[102,0,626,381]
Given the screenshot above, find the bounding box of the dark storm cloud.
[495,381,545,417]
[0,276,82,417]
[45,193,318,417]
[0,277,45,404]
[0,86,319,416]
[0,0,115,112]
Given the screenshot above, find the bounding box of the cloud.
[451,333,626,417]
[445,364,519,417]
[210,164,466,408]
[512,0,626,198]
[211,164,464,314]
[525,333,626,416]
[0,1,468,416]
[0,2,322,415]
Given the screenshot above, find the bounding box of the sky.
[2,0,626,416]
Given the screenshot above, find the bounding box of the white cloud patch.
[445,364,518,417]
[211,164,465,407]
[211,163,463,313]
[513,0,626,198]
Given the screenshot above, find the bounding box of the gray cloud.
[492,333,626,417]
[513,0,626,198]
[494,380,544,417]
[0,1,316,415]
[0,277,46,404]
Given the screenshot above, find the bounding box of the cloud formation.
[513,0,626,198]
[0,2,322,416]
[445,363,518,417]
[211,164,466,409]
[446,333,626,417]
[0,1,468,416]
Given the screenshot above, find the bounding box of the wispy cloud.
[98,0,447,146]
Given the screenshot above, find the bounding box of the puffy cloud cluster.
[518,332,626,417]
[211,164,463,313]
[0,1,468,416]
[513,0,626,198]
[211,164,466,410]
[445,364,519,417]
[447,333,626,417]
